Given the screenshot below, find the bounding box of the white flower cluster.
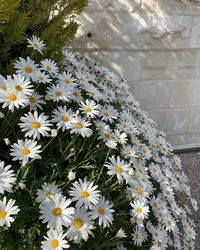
[0,36,197,249]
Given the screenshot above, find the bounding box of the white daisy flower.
[0,88,28,112]
[35,70,52,84]
[69,179,100,208]
[41,228,70,250]
[112,129,127,145]
[5,74,33,96]
[89,196,114,228]
[39,194,75,228]
[98,127,113,142]
[133,227,148,247]
[131,200,149,220]
[36,182,62,203]
[85,84,102,101]
[10,139,42,166]
[163,214,176,232]
[79,99,99,118]
[105,156,130,183]
[14,56,38,80]
[100,105,118,123]
[52,106,75,131]
[27,35,45,54]
[76,71,89,88]
[121,145,138,159]
[0,161,16,194]
[95,120,109,132]
[105,139,117,149]
[46,84,71,102]
[41,59,59,76]
[70,116,93,138]
[116,228,127,238]
[103,86,116,102]
[70,88,83,103]
[0,197,20,227]
[27,92,46,111]
[57,72,77,88]
[66,207,95,243]
[19,111,52,139]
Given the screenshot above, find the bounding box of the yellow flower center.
[65,79,70,84]
[160,177,165,182]
[153,202,157,208]
[104,133,110,139]
[15,85,22,91]
[38,76,44,81]
[31,122,41,129]
[143,149,147,154]
[135,188,142,195]
[73,91,79,97]
[46,66,52,71]
[76,123,83,129]
[34,44,39,49]
[0,210,7,219]
[46,192,53,200]
[55,91,62,97]
[153,167,157,173]
[74,218,84,229]
[108,93,112,97]
[29,96,36,103]
[104,112,109,117]
[136,232,139,240]
[136,207,142,213]
[91,92,95,96]
[8,94,17,101]
[22,148,30,155]
[1,85,7,91]
[25,66,33,74]
[167,220,172,225]
[51,239,59,248]
[155,232,159,237]
[115,166,123,174]
[53,207,62,216]
[81,191,89,199]
[62,115,69,122]
[98,207,105,215]
[85,107,92,112]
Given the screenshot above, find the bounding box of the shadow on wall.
[71,0,200,81]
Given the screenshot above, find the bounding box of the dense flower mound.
[0,37,197,250]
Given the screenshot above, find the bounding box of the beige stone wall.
[72,0,200,149]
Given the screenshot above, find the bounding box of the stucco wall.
[72,0,200,149]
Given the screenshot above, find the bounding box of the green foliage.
[0,0,88,74]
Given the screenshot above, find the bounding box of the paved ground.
[178,152,200,249]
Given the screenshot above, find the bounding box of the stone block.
[148,109,190,134]
[90,51,140,81]
[73,11,192,49]
[188,109,200,132]
[169,79,200,108]
[167,133,200,148]
[132,81,170,109]
[158,0,200,16]
[141,50,200,81]
[86,0,155,12]
[190,16,200,48]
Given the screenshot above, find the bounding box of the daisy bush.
[0,36,197,250]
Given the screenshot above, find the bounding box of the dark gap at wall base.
[174,147,200,155]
